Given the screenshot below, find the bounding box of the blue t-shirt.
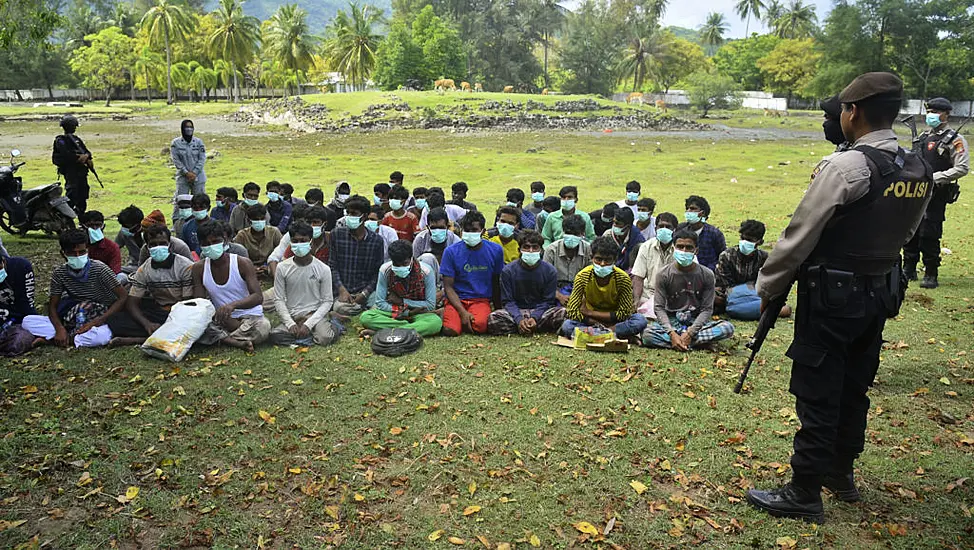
[439,240,504,300]
[181,217,204,254]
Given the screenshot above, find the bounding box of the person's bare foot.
[328,311,351,322]
[359,329,375,339]
[109,337,145,348]
[223,337,254,352]
[31,337,48,348]
[779,304,793,318]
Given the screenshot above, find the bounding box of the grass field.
[0,105,972,549]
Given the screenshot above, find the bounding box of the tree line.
[2,0,972,107]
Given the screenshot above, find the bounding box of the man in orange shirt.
[382,185,420,242]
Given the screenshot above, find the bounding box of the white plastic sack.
[141,299,215,362]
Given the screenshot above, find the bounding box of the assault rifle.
[733,285,792,394]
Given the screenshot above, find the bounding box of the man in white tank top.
[191,220,270,352]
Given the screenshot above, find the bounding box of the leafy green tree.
[655,36,710,93]
[133,41,165,101]
[263,3,315,92]
[322,2,385,90]
[412,5,464,84]
[770,0,817,39]
[140,0,194,104]
[0,0,61,50]
[616,29,669,92]
[763,0,785,26]
[68,26,136,106]
[208,0,260,102]
[558,0,620,96]
[735,0,766,36]
[756,38,821,102]
[682,69,742,116]
[712,33,780,89]
[699,12,728,53]
[372,22,424,89]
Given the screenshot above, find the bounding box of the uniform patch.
[810,162,825,181]
[955,140,966,154]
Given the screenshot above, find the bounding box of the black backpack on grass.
[370,328,423,357]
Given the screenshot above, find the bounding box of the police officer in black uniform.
[902,97,969,289]
[51,114,93,215]
[747,73,933,523]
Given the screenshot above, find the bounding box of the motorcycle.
[0,149,77,236]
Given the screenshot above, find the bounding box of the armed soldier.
[747,73,933,523]
[52,114,93,215]
[902,97,969,289]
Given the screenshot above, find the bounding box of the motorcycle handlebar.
[12,162,25,170]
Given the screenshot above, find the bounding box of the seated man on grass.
[440,211,504,336]
[525,180,546,216]
[450,181,477,211]
[631,212,677,316]
[635,197,657,241]
[559,236,647,341]
[488,230,564,335]
[40,229,127,348]
[678,194,726,271]
[536,196,561,233]
[172,194,193,236]
[373,183,391,213]
[115,205,145,276]
[382,185,420,242]
[181,192,212,254]
[642,229,735,350]
[543,214,591,307]
[541,186,596,246]
[413,207,460,288]
[210,186,237,223]
[329,196,385,316]
[590,202,618,238]
[192,220,269,352]
[360,240,442,337]
[714,219,790,320]
[506,188,536,229]
[0,252,38,356]
[81,210,123,282]
[615,180,642,216]
[407,186,428,219]
[107,223,194,347]
[230,182,268,233]
[265,180,293,233]
[136,210,194,263]
[233,203,283,277]
[486,205,522,264]
[270,222,343,347]
[368,205,399,260]
[605,207,645,272]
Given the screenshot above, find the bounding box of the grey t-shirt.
[653,262,716,335]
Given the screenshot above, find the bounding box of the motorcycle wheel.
[0,210,28,236]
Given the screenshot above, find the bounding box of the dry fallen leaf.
[428,529,445,542]
[258,410,275,424]
[463,505,481,516]
[497,544,512,550]
[529,534,541,547]
[389,426,404,435]
[574,521,600,536]
[476,535,490,548]
[0,519,27,532]
[448,536,466,545]
[468,481,477,496]
[776,536,797,549]
[630,480,648,495]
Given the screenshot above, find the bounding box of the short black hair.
[590,235,620,259]
[389,171,404,184]
[344,195,370,216]
[305,188,325,204]
[216,186,238,200]
[197,220,226,243]
[740,219,766,240]
[389,186,409,201]
[280,183,295,195]
[637,197,656,211]
[614,207,634,225]
[144,223,171,241]
[247,203,267,219]
[413,186,428,197]
[518,229,543,249]
[388,239,413,263]
[496,205,519,222]
[461,210,486,231]
[307,205,329,223]
[191,193,210,209]
[602,202,619,215]
[626,180,641,193]
[542,196,560,212]
[289,221,313,240]
[118,205,144,227]
[452,181,469,194]
[656,212,678,227]
[847,97,902,128]
[373,183,391,195]
[266,180,281,191]
[685,195,711,218]
[291,203,310,222]
[243,182,261,194]
[59,228,87,251]
[506,188,525,203]
[427,192,446,209]
[369,205,385,218]
[562,214,585,235]
[428,186,444,196]
[80,210,104,225]
[673,228,699,246]
[530,181,545,192]
[559,185,578,198]
[427,207,448,225]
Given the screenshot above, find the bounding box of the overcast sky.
[561,0,834,40]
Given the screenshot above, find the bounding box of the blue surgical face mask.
[365,220,379,232]
[462,231,482,247]
[215,199,225,209]
[561,199,575,211]
[243,198,259,207]
[674,250,695,267]
[738,240,757,255]
[201,243,227,260]
[497,222,515,238]
[345,215,362,230]
[685,211,703,224]
[521,251,541,266]
[430,228,448,243]
[531,192,545,202]
[389,199,403,211]
[612,225,626,236]
[592,262,614,278]
[87,227,104,243]
[267,192,280,202]
[0,268,7,284]
[291,241,312,257]
[178,208,193,220]
[506,201,519,208]
[656,227,674,244]
[149,245,171,262]
[251,220,266,232]
[66,253,89,270]
[601,215,613,224]
[626,191,639,202]
[192,209,208,220]
[563,234,581,249]
[312,225,323,239]
[373,195,382,206]
[119,227,133,238]
[391,264,412,278]
[415,198,428,210]
[637,211,651,222]
[926,113,942,128]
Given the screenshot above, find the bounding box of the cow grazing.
[434,79,456,91]
[541,88,549,95]
[655,99,667,113]
[503,85,514,93]
[474,83,483,92]
[763,108,786,118]
[626,92,644,105]
[461,81,471,91]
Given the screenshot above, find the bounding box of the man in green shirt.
[541,186,596,246]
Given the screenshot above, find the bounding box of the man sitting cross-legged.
[714,219,791,320]
[440,211,504,336]
[631,212,678,317]
[269,222,344,347]
[641,229,735,350]
[559,236,647,341]
[488,229,565,335]
[360,240,443,336]
[107,223,194,347]
[543,214,591,308]
[234,203,283,277]
[329,195,385,317]
[192,220,270,352]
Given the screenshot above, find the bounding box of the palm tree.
[735,0,765,36]
[617,29,670,92]
[772,0,817,39]
[763,0,785,27]
[133,45,165,102]
[699,12,728,53]
[192,65,219,101]
[208,0,260,102]
[533,0,566,89]
[263,4,315,93]
[170,61,193,100]
[322,2,384,91]
[140,0,193,104]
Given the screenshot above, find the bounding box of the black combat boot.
[903,261,918,281]
[823,472,861,502]
[746,483,825,524]
[920,266,938,289]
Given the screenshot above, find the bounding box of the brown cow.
[626,92,644,105]
[764,108,786,118]
[541,88,549,95]
[460,81,471,91]
[474,83,483,92]
[434,79,456,91]
[503,85,514,93]
[655,99,667,113]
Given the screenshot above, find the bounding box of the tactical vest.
[921,130,955,173]
[809,146,933,275]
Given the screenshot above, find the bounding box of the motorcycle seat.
[24,183,60,195]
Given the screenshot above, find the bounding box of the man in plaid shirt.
[329,195,384,316]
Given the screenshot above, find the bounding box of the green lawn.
[0,116,972,549]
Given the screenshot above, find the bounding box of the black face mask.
[823,118,846,147]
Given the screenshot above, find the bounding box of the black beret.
[820,95,841,118]
[838,72,903,103]
[926,97,952,112]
